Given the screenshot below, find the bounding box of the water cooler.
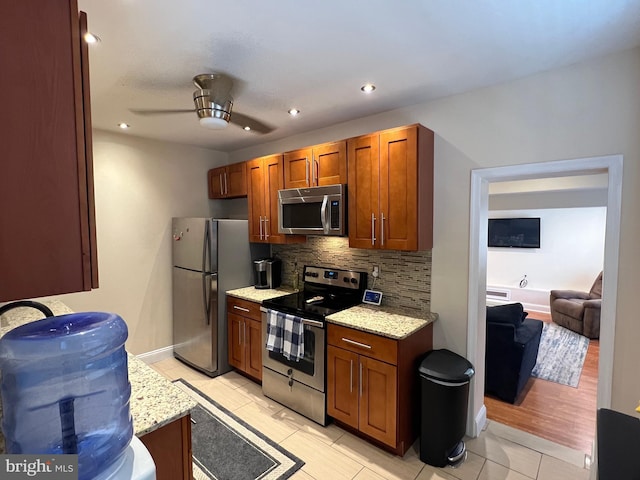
[0,305,156,480]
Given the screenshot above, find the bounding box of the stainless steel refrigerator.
[172,218,268,377]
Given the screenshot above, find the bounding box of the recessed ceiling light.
[117,123,130,129]
[361,83,376,93]
[243,126,251,131]
[84,32,100,44]
[288,108,300,117]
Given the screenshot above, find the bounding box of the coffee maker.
[254,258,282,289]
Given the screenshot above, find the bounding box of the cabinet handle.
[243,321,246,346]
[264,217,270,239]
[314,159,319,185]
[259,216,264,240]
[359,362,363,398]
[305,158,309,185]
[341,338,372,349]
[224,172,228,195]
[219,175,224,196]
[238,320,242,345]
[350,359,353,393]
[371,213,376,245]
[381,212,385,246]
[233,305,250,313]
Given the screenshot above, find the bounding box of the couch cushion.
[552,297,585,319]
[487,303,527,327]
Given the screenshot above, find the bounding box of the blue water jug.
[0,311,133,480]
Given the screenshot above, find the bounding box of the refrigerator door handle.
[202,272,217,325]
[202,219,210,273]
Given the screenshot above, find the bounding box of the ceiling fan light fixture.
[199,117,229,129]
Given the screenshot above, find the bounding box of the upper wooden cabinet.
[283,141,347,189]
[347,125,434,251]
[208,162,247,199]
[0,0,98,302]
[246,155,305,244]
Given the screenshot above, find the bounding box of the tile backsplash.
[272,237,431,315]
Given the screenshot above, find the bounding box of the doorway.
[466,155,623,450]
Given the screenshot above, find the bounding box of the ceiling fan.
[130,73,274,134]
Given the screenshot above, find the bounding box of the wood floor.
[484,312,598,455]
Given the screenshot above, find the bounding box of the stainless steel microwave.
[278,184,346,236]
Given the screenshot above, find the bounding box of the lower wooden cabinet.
[327,346,398,447]
[327,322,433,455]
[139,414,193,480]
[227,296,263,381]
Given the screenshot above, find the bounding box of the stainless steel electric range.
[261,265,367,425]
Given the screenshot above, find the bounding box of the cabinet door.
[313,141,347,186]
[359,356,397,447]
[0,0,97,302]
[283,148,312,189]
[140,415,193,480]
[246,158,266,243]
[327,346,359,429]
[227,313,245,371]
[246,317,263,381]
[347,134,380,249]
[226,162,248,198]
[208,167,226,199]
[263,154,287,243]
[379,127,418,251]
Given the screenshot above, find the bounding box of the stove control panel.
[303,266,366,290]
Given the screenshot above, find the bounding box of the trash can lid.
[419,349,475,383]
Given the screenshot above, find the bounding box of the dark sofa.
[485,303,543,404]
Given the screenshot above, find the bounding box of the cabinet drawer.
[226,296,261,321]
[328,324,397,366]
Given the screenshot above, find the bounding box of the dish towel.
[265,309,305,362]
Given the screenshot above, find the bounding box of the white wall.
[487,207,606,292]
[229,47,640,416]
[53,130,227,354]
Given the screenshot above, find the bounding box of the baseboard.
[472,404,488,438]
[136,345,174,364]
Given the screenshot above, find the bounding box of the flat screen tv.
[488,217,540,248]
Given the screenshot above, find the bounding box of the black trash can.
[419,349,475,467]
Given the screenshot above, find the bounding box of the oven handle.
[260,307,324,328]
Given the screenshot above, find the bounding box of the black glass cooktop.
[262,266,367,322]
[262,290,361,321]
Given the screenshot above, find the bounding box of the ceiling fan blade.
[130,108,195,116]
[230,111,275,134]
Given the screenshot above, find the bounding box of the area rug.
[531,322,589,388]
[173,379,304,480]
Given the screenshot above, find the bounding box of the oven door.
[261,308,325,392]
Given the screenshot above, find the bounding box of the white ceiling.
[79,0,640,153]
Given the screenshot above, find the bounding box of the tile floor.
[150,357,591,480]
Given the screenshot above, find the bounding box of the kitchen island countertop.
[226,285,294,303]
[0,299,195,453]
[327,305,438,339]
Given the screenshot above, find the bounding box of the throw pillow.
[486,303,527,327]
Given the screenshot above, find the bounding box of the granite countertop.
[128,354,195,436]
[226,285,294,303]
[0,299,195,453]
[326,305,438,339]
